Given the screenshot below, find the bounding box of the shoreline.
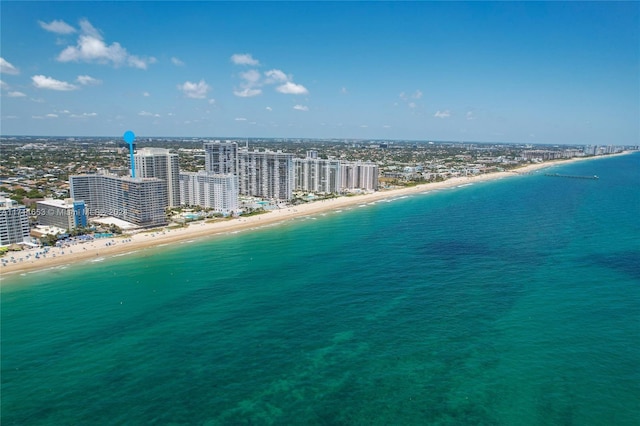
[0,152,632,280]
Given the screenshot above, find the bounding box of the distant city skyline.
[1,1,638,145]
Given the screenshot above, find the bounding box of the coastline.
[0,153,631,279]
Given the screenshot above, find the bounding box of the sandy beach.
[0,154,627,279]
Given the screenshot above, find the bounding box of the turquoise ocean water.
[2,153,639,425]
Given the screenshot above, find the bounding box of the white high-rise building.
[0,197,30,246]
[134,148,180,207]
[340,161,379,191]
[294,155,342,194]
[36,199,87,231]
[179,172,238,214]
[238,150,294,201]
[204,141,238,174]
[70,173,167,228]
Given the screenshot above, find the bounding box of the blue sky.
[1,1,638,144]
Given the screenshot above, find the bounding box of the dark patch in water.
[582,251,640,280]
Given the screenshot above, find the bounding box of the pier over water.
[545,173,599,180]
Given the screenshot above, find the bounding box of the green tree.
[108,224,123,235]
[41,234,59,246]
[27,188,44,198]
[10,188,26,203]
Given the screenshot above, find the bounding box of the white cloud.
[171,57,185,66]
[265,106,272,111]
[234,64,307,97]
[208,98,215,104]
[138,111,153,116]
[0,80,7,89]
[32,75,78,91]
[360,124,368,128]
[177,79,210,99]
[8,91,26,97]
[341,87,348,94]
[399,92,407,101]
[277,81,308,95]
[70,112,97,118]
[231,53,259,66]
[265,69,288,83]
[38,19,76,34]
[412,90,423,99]
[76,75,102,85]
[0,58,19,75]
[383,125,391,128]
[234,88,262,97]
[466,111,475,120]
[127,55,156,69]
[293,104,309,111]
[408,102,416,109]
[434,110,451,118]
[143,91,150,97]
[234,69,263,97]
[240,69,261,84]
[78,19,101,38]
[46,113,59,118]
[56,19,155,69]
[235,117,247,121]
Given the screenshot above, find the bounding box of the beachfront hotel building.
[36,198,87,231]
[69,173,167,228]
[238,149,294,201]
[204,141,239,175]
[293,152,342,194]
[0,196,30,246]
[134,147,180,207]
[179,172,239,215]
[340,161,379,191]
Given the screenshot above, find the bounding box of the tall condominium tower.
[340,161,379,191]
[179,172,239,215]
[0,197,30,246]
[294,154,342,194]
[134,147,180,207]
[238,150,294,201]
[70,173,167,228]
[204,141,238,174]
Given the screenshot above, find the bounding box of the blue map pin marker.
[123,130,136,178]
[123,130,135,144]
